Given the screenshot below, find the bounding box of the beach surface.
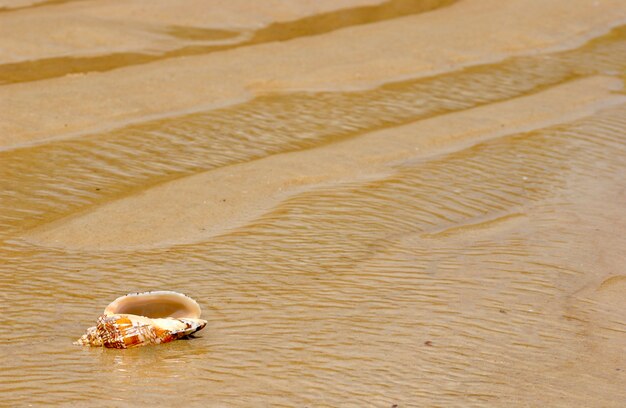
[1,0,626,406]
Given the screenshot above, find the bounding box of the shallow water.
[0,0,456,84]
[1,1,626,407]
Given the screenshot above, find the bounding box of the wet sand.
[1,0,626,406]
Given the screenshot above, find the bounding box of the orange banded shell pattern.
[75,315,207,349]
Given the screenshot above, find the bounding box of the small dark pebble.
[499,309,507,314]
[392,405,398,408]
[424,341,433,346]
[95,188,100,191]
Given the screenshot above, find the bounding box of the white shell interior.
[104,291,202,319]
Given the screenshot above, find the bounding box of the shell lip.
[104,290,203,319]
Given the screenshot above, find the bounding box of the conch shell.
[75,291,207,349]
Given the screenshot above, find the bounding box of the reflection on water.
[1,6,625,408]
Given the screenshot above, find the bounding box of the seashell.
[75,291,207,349]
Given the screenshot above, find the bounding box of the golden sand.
[1,0,626,406]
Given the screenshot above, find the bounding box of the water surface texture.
[1,1,626,406]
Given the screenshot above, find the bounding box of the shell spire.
[75,291,207,348]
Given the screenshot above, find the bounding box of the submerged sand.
[1,0,626,406]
